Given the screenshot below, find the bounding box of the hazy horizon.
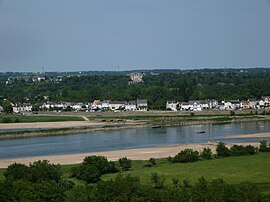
[0,0,269,72]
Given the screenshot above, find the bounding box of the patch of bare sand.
[225,133,270,139]
[0,142,259,168]
[0,121,108,130]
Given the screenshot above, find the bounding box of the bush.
[28,160,62,183]
[144,158,156,167]
[14,117,20,123]
[71,155,118,183]
[150,172,164,189]
[245,145,257,155]
[230,145,249,156]
[230,111,235,116]
[200,147,213,160]
[2,117,11,123]
[216,142,231,157]
[82,156,118,174]
[167,156,173,163]
[4,163,29,181]
[4,160,61,183]
[259,140,270,152]
[119,157,132,171]
[173,149,199,163]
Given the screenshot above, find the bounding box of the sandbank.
[225,133,270,139]
[0,121,105,130]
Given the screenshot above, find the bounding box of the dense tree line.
[1,69,270,109]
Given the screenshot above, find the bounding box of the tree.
[230,145,248,156]
[173,149,199,163]
[2,100,13,113]
[71,155,118,183]
[259,140,270,152]
[150,172,164,189]
[118,157,132,171]
[144,158,156,167]
[28,160,62,183]
[4,163,29,181]
[200,147,213,160]
[216,142,231,157]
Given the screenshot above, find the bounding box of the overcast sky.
[0,0,269,72]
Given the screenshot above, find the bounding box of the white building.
[166,101,178,111]
[109,101,126,111]
[125,101,137,111]
[128,72,144,85]
[137,99,148,111]
[12,103,33,113]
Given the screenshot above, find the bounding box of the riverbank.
[0,141,260,168]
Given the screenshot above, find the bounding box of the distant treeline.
[1,68,270,109]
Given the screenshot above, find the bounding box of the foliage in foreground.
[65,175,263,202]
[71,156,118,183]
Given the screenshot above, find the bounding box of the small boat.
[196,131,206,134]
[151,125,161,129]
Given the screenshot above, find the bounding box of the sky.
[0,0,270,72]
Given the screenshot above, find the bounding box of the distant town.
[1,68,270,114]
[0,96,270,114]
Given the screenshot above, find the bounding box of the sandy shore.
[225,133,270,139]
[0,121,107,130]
[0,142,259,168]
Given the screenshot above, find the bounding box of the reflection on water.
[0,121,270,159]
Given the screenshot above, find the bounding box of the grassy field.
[0,153,270,193]
[101,153,270,193]
[0,115,84,123]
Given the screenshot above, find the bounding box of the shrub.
[4,160,61,183]
[230,111,235,116]
[150,172,164,189]
[119,157,132,171]
[144,158,156,167]
[216,142,231,157]
[71,155,118,183]
[245,145,257,155]
[14,117,20,123]
[28,160,62,183]
[259,140,270,152]
[230,145,248,156]
[200,147,213,160]
[173,149,199,163]
[167,156,173,163]
[82,155,118,174]
[2,117,11,123]
[4,163,29,181]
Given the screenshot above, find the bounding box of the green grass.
[1,153,270,193]
[0,115,84,123]
[101,153,270,193]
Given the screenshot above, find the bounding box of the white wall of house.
[166,101,178,111]
[125,104,136,111]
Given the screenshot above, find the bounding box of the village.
[1,96,270,114]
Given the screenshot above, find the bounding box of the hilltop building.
[128,72,144,85]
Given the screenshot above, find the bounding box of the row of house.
[166,96,270,111]
[12,103,33,113]
[40,99,148,112]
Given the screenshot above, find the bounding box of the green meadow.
[0,115,84,123]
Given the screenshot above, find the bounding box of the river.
[0,121,270,159]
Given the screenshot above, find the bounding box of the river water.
[0,121,270,159]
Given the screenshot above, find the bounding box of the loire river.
[0,121,270,159]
